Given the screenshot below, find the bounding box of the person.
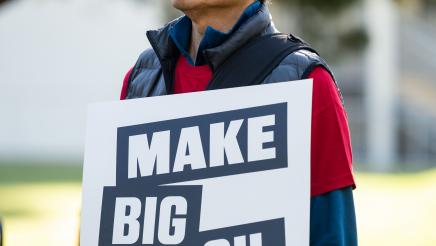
[121,0,357,245]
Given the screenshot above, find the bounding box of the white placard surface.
[81,80,313,246]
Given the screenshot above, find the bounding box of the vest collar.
[146,3,277,71]
[168,1,262,66]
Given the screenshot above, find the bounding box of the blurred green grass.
[0,164,435,245]
[354,169,436,246]
[0,164,82,184]
[0,164,82,246]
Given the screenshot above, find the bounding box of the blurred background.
[0,0,435,245]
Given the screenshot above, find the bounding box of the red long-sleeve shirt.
[121,55,355,197]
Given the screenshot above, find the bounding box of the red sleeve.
[120,68,134,100]
[309,66,355,197]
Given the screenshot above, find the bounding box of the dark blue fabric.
[310,187,358,246]
[169,0,262,66]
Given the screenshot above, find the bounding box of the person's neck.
[185,1,254,63]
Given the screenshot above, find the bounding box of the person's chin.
[171,0,199,11]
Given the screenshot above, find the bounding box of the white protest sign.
[81,80,313,246]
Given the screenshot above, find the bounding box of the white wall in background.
[0,0,165,162]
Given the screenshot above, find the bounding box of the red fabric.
[174,55,212,93]
[121,55,355,197]
[308,67,355,196]
[120,67,133,100]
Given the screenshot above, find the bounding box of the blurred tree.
[275,0,359,12]
[0,0,11,6]
[273,0,368,61]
